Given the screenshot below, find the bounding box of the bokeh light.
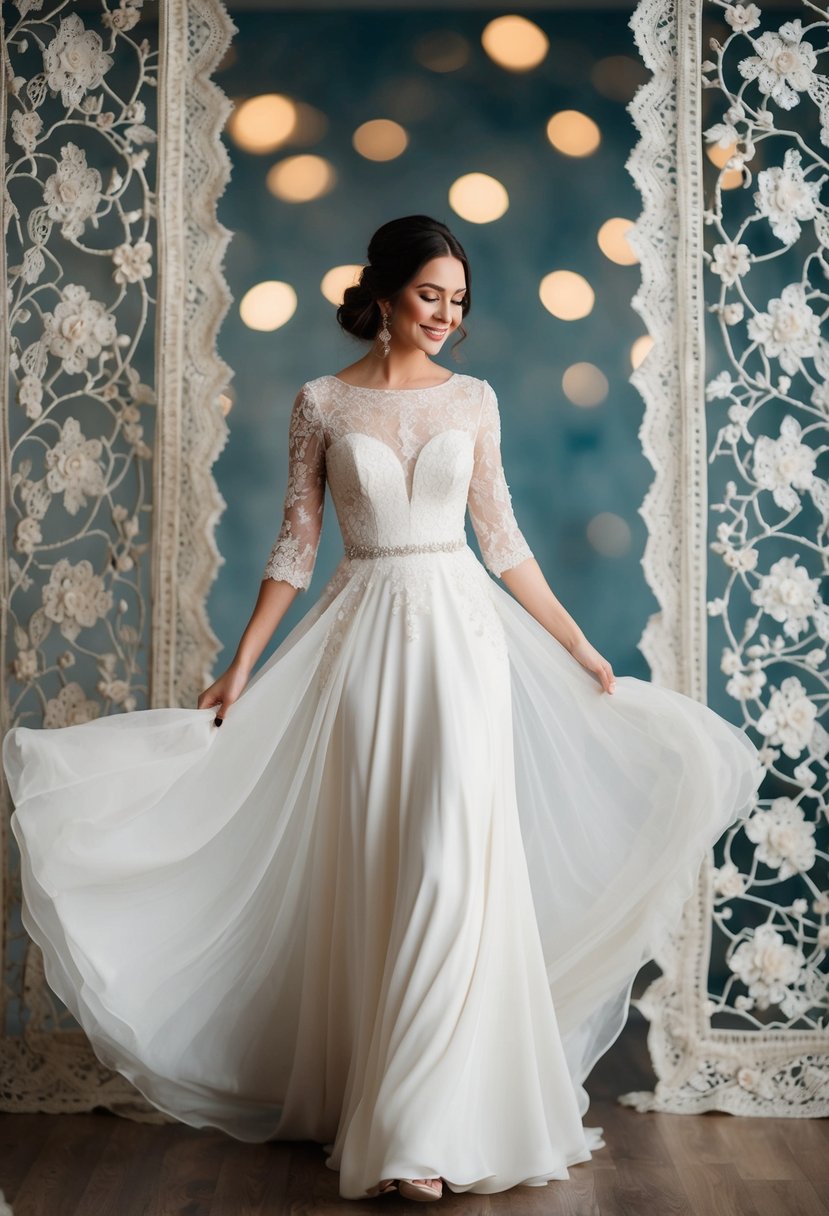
[597,217,638,265]
[540,270,595,321]
[481,15,549,71]
[240,281,297,331]
[630,334,654,369]
[266,154,336,202]
[448,172,509,223]
[706,141,744,190]
[587,512,632,557]
[414,30,470,73]
[227,93,297,153]
[321,264,364,306]
[353,119,409,162]
[546,110,601,157]
[562,362,609,407]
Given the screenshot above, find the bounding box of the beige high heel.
[398,1177,443,1201]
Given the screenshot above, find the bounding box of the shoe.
[372,1179,399,1197]
[398,1178,443,1201]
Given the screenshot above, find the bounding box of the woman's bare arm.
[500,557,617,694]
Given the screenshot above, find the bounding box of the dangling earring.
[378,311,391,357]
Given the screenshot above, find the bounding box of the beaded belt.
[344,537,466,560]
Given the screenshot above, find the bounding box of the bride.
[4,214,764,1202]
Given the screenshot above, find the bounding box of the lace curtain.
[0,0,234,1114]
[621,0,828,1116]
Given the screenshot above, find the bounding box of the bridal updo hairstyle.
[336,215,471,356]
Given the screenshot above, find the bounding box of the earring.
[378,311,391,357]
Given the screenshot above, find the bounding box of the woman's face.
[381,255,467,354]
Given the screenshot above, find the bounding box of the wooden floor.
[1,1010,827,1216]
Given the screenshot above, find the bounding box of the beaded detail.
[345,537,466,560]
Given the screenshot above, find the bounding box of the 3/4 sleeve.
[467,379,534,577]
[262,384,326,590]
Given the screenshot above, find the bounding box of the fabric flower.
[747,283,822,374]
[745,798,816,878]
[45,417,106,515]
[42,142,102,239]
[42,557,113,641]
[729,923,806,1010]
[43,682,100,727]
[113,240,153,284]
[752,416,816,512]
[43,13,113,109]
[711,242,751,285]
[751,555,821,640]
[756,674,818,757]
[754,149,821,245]
[42,284,116,375]
[737,20,817,109]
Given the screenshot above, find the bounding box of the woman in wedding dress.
[3,214,764,1202]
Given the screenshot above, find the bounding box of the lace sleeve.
[467,379,534,577]
[262,384,326,590]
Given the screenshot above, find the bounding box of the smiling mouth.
[421,326,448,338]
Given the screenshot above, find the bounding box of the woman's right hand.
[197,660,251,724]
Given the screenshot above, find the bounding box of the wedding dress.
[3,372,765,1199]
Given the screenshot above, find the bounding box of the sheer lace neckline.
[328,373,458,394]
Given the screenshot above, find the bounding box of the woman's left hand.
[568,636,617,694]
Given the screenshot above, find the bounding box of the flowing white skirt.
[2,546,764,1198]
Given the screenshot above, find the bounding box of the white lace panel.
[467,381,534,577]
[262,386,326,590]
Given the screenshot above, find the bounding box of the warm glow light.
[218,390,234,416]
[414,30,470,73]
[227,94,297,154]
[481,15,549,71]
[353,119,409,162]
[597,217,638,265]
[546,110,601,157]
[587,512,631,557]
[266,154,336,203]
[290,102,329,147]
[562,362,609,407]
[539,270,594,321]
[321,264,364,306]
[630,334,654,369]
[706,142,743,190]
[239,281,297,331]
[448,172,509,223]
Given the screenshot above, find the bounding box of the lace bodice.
[262,373,534,589]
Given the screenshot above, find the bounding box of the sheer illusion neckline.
[328,373,458,394]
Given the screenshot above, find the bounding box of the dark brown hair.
[336,215,471,357]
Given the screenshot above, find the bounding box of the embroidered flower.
[45,417,106,515]
[756,675,818,759]
[10,109,43,154]
[752,416,816,512]
[112,240,152,284]
[710,241,751,285]
[42,142,102,239]
[42,557,113,642]
[729,923,806,1010]
[747,283,822,374]
[737,20,817,109]
[724,3,761,34]
[43,681,100,728]
[42,284,116,374]
[17,373,44,419]
[754,149,821,245]
[43,13,113,109]
[745,797,816,878]
[751,556,820,640]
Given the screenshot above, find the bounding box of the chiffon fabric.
[3,373,765,1199]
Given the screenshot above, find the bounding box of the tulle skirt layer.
[2,545,764,1198]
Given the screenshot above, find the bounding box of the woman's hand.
[197,659,252,724]
[568,636,617,694]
